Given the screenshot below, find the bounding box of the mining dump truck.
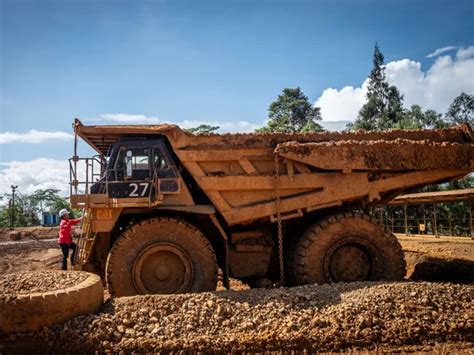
[69,119,473,296]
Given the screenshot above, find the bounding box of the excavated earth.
[0,280,472,353]
[0,270,89,297]
[0,231,473,352]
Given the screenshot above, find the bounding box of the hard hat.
[59,209,69,217]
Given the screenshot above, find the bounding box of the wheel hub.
[132,243,193,294]
[324,238,375,283]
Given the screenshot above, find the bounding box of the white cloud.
[426,46,457,58]
[315,80,369,122]
[98,113,161,124]
[316,45,474,122]
[0,130,73,144]
[88,113,262,133]
[0,158,70,196]
[457,45,474,60]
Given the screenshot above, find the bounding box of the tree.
[395,105,447,129]
[445,92,474,126]
[258,87,323,133]
[0,188,80,227]
[350,44,405,131]
[186,124,220,135]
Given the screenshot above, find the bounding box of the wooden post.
[433,203,438,238]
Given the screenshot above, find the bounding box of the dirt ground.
[0,229,472,352]
[398,235,474,284]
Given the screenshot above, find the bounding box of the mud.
[180,124,472,150]
[277,139,473,170]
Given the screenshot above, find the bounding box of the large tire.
[0,272,103,334]
[287,212,406,285]
[106,217,218,297]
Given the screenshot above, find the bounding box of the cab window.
[124,148,150,179]
[154,148,169,170]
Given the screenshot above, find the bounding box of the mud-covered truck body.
[69,119,474,296]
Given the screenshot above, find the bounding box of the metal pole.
[404,203,408,236]
[448,210,452,237]
[73,120,78,195]
[422,204,426,235]
[433,203,438,238]
[469,202,473,239]
[10,185,18,228]
[390,207,394,233]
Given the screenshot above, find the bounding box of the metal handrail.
[69,155,157,207]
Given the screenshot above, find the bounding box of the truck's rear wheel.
[288,212,405,285]
[106,217,218,297]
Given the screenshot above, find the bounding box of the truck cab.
[90,137,180,199]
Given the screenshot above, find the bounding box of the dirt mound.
[0,271,103,335]
[1,282,472,352]
[0,270,89,297]
[0,227,60,242]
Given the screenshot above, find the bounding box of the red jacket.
[58,218,81,244]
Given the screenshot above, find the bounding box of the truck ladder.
[76,209,97,265]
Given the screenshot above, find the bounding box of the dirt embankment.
[0,226,59,242]
[0,228,61,275]
[399,236,474,284]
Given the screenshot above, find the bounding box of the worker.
[58,208,82,270]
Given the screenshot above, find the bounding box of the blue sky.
[0,0,473,195]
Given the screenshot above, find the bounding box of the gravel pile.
[0,270,89,297]
[8,281,472,352]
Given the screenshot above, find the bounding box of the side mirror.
[126,151,133,178]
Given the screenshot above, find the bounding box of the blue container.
[42,212,60,226]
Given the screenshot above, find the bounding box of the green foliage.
[0,202,38,228]
[258,87,323,133]
[0,189,80,227]
[349,45,472,132]
[395,105,448,129]
[423,174,474,192]
[350,44,405,131]
[445,92,474,126]
[186,125,220,135]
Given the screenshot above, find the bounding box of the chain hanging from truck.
[274,149,285,287]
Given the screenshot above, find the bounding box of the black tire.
[106,217,218,297]
[287,212,406,285]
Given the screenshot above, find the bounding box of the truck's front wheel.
[288,212,406,285]
[106,217,218,297]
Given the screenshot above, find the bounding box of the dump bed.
[75,120,474,225]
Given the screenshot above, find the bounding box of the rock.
[2,280,472,353]
[8,232,21,241]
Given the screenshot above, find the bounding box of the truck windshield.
[120,147,150,180]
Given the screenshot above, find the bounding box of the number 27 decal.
[129,183,149,197]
